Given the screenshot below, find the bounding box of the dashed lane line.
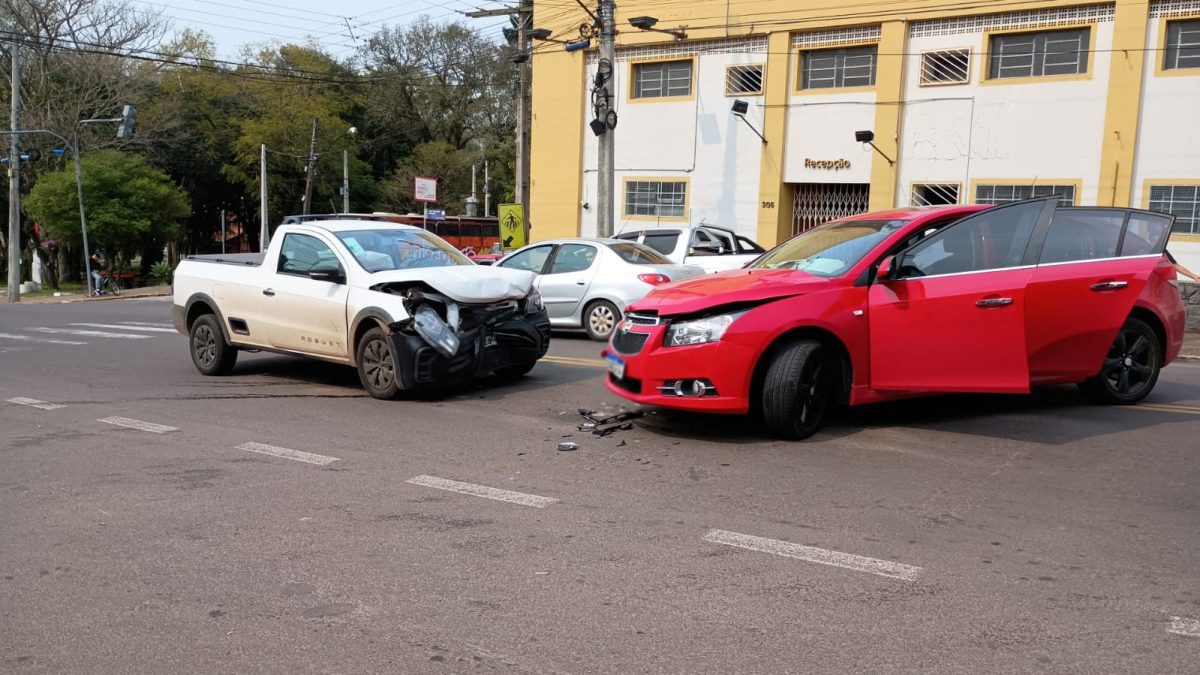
[234,442,339,466]
[6,397,66,411]
[98,416,179,434]
[1168,616,1200,638]
[116,322,174,328]
[0,332,87,345]
[702,529,923,582]
[406,475,559,508]
[70,323,178,333]
[30,327,151,339]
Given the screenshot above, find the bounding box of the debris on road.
[557,442,579,452]
[578,408,644,437]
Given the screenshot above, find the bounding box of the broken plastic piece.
[557,442,579,451]
[412,304,460,358]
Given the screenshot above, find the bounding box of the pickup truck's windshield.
[336,229,472,271]
[750,219,910,277]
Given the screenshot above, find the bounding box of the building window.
[975,184,1076,206]
[725,64,764,95]
[800,45,877,89]
[911,183,960,206]
[1164,19,1200,71]
[632,60,692,99]
[624,180,687,218]
[1148,184,1200,234]
[988,27,1090,79]
[920,49,971,85]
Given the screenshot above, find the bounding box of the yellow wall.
[529,50,586,241]
[1097,0,1151,207]
[755,32,794,248]
[867,20,908,213]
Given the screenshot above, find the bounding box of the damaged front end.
[377,283,550,390]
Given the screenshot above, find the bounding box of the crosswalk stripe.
[6,397,66,410]
[31,327,151,339]
[99,416,179,433]
[70,323,177,333]
[0,332,87,345]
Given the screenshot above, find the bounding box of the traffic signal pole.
[8,41,21,303]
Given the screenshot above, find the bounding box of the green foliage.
[149,260,174,285]
[24,150,190,265]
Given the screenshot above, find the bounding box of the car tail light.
[638,273,671,286]
[1155,257,1179,287]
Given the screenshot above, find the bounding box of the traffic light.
[116,104,137,140]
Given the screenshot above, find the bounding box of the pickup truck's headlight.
[664,311,745,347]
[525,288,544,314]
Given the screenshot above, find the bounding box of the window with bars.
[1147,184,1200,234]
[799,45,878,89]
[920,49,971,85]
[988,27,1090,79]
[1164,19,1200,71]
[911,183,961,206]
[974,184,1076,206]
[632,60,693,99]
[624,180,688,218]
[725,64,764,95]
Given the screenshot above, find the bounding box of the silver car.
[497,238,705,340]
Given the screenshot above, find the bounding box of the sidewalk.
[0,285,172,305]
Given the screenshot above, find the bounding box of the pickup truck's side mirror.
[876,255,896,282]
[308,265,345,284]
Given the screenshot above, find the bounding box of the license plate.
[606,354,626,379]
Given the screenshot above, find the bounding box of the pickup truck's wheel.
[761,340,833,440]
[584,300,620,341]
[1079,317,1161,405]
[356,327,403,399]
[190,314,237,376]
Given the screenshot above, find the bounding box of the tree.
[24,150,189,273]
[377,141,481,214]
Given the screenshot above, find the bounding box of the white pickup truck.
[614,224,765,273]
[172,219,551,398]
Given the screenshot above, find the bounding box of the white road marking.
[6,397,66,411]
[234,442,339,466]
[1168,616,1200,638]
[98,416,179,433]
[117,322,175,328]
[702,529,923,581]
[31,327,151,339]
[0,332,87,345]
[70,323,177,333]
[406,475,558,508]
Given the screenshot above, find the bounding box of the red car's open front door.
[867,199,1056,394]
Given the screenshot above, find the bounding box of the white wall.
[580,48,766,239]
[782,91,878,185]
[897,23,1115,207]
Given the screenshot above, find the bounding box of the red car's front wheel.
[762,339,834,440]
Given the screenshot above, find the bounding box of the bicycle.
[90,271,122,297]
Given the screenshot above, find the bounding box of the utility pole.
[484,160,490,217]
[596,0,617,238]
[302,117,319,215]
[515,0,532,243]
[342,149,350,213]
[7,42,21,303]
[259,144,269,251]
[220,209,226,255]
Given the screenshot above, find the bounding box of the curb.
[0,289,172,305]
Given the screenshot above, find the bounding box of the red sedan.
[603,198,1186,439]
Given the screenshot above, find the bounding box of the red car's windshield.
[751,219,910,277]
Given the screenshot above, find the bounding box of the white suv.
[614,225,765,273]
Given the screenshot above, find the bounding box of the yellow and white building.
[529,0,1200,267]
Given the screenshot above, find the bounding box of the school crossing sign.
[497,203,526,250]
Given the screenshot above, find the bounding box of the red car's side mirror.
[876,255,896,282]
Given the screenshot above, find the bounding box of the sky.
[137,0,516,59]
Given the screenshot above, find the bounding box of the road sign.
[414,176,438,203]
[498,204,526,250]
[427,209,446,221]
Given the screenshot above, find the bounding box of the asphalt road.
[2,297,1199,673]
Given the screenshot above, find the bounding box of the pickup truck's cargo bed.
[184,253,266,266]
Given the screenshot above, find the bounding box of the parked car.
[173,220,550,398]
[603,199,1186,439]
[465,242,504,265]
[615,224,766,273]
[497,238,705,340]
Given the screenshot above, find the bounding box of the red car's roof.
[835,204,989,222]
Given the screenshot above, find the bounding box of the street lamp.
[628,16,687,40]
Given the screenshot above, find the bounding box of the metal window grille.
[912,4,1113,38]
[792,183,871,233]
[920,49,971,85]
[989,28,1090,79]
[911,184,961,206]
[792,25,882,49]
[632,60,692,98]
[974,184,1077,206]
[1148,185,1200,234]
[801,45,877,89]
[726,64,764,95]
[624,181,687,218]
[1165,19,1200,70]
[600,36,767,64]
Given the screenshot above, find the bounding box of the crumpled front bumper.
[387,310,551,390]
